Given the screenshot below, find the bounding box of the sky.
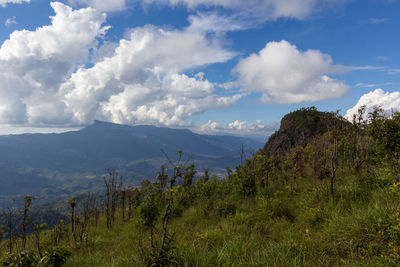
[0,0,399,137]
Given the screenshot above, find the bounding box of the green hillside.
[1,107,400,266]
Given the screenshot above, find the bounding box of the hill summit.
[261,107,349,155]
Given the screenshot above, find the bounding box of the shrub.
[144,234,180,267]
[232,165,256,197]
[216,202,236,218]
[39,246,71,267]
[265,189,297,222]
[1,251,38,267]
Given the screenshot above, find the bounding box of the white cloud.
[349,65,400,76]
[0,2,242,129]
[370,18,388,24]
[375,56,389,61]
[143,0,346,22]
[61,25,239,126]
[0,2,109,125]
[141,0,350,35]
[345,89,400,121]
[198,119,278,136]
[388,68,400,75]
[0,0,30,7]
[90,41,119,63]
[355,82,392,88]
[349,65,387,71]
[5,16,17,27]
[0,125,80,135]
[187,12,251,33]
[235,40,349,104]
[68,0,127,12]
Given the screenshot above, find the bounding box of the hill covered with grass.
[1,107,400,266]
[261,107,350,155]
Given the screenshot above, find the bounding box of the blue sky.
[0,0,399,137]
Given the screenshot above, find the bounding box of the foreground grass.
[1,168,400,266]
[71,175,400,265]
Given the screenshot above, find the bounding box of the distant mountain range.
[0,121,264,206]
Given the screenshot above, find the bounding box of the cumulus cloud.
[0,2,109,125]
[0,0,30,7]
[1,1,352,133]
[345,89,400,121]
[198,119,278,137]
[235,40,349,104]
[68,0,127,12]
[0,2,241,128]
[61,25,239,126]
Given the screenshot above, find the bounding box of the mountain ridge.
[0,121,263,205]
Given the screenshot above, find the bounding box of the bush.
[265,189,297,222]
[1,251,38,267]
[39,246,71,267]
[216,202,236,218]
[304,207,326,227]
[232,165,256,197]
[144,234,181,267]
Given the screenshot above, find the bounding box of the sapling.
[21,195,34,250]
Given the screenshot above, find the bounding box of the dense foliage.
[1,107,400,266]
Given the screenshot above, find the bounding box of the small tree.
[0,224,4,243]
[127,186,140,220]
[378,112,400,174]
[325,111,347,199]
[289,146,305,180]
[68,197,76,242]
[104,170,119,228]
[182,164,196,188]
[228,162,256,198]
[51,220,67,246]
[202,168,210,182]
[6,202,16,254]
[139,151,191,265]
[329,131,338,199]
[120,189,126,222]
[21,195,34,250]
[34,224,46,258]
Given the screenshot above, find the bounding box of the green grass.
[2,168,400,266]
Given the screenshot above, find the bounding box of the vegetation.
[1,107,400,266]
[0,121,262,208]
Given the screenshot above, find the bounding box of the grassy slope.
[2,167,399,266]
[71,173,400,266]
